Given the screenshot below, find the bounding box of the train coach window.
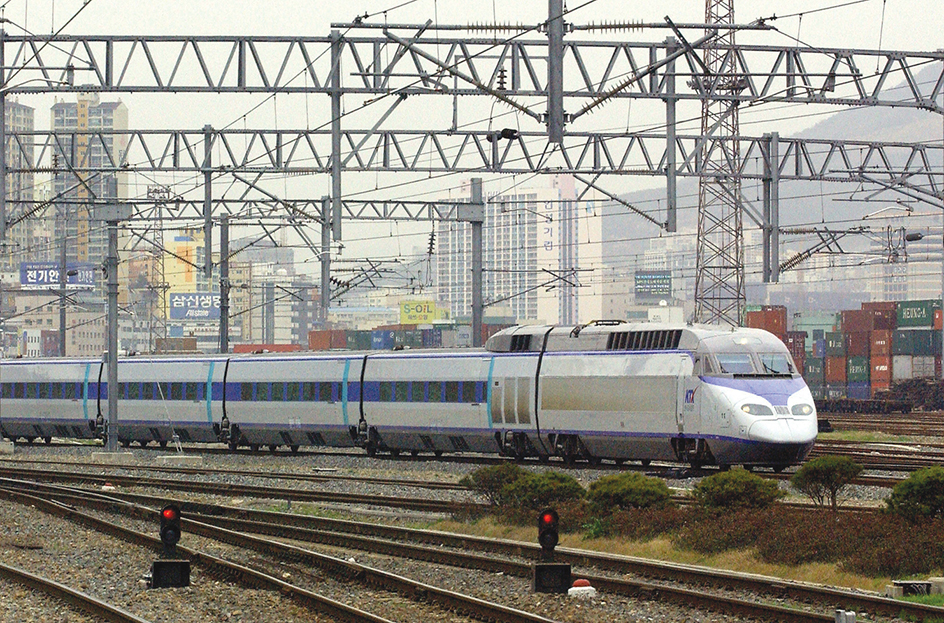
[142,383,155,400]
[429,381,443,402]
[395,381,409,402]
[272,382,286,401]
[715,354,755,375]
[129,383,141,400]
[286,382,300,401]
[319,382,333,402]
[379,382,393,402]
[445,381,459,402]
[185,383,199,401]
[170,383,184,400]
[0,383,10,398]
[37,383,50,399]
[302,382,316,401]
[51,383,62,399]
[240,383,254,401]
[13,383,25,399]
[461,382,476,403]
[411,381,425,402]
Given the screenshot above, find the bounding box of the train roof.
[484,321,787,354]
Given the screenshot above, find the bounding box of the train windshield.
[715,354,755,374]
[758,353,795,375]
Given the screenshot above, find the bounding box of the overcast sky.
[4,0,943,276]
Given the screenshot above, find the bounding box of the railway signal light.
[532,507,570,593]
[160,504,182,554]
[151,504,190,589]
[538,508,559,557]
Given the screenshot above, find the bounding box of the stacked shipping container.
[794,299,942,400]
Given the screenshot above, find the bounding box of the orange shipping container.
[308,330,331,351]
[871,380,891,397]
[870,330,893,356]
[233,344,302,354]
[824,356,847,383]
[870,355,892,383]
[745,309,786,336]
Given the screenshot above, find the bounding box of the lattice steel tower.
[694,0,746,326]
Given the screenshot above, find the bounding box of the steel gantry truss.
[0,19,942,330]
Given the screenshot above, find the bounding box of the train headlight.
[740,403,773,415]
[791,404,814,415]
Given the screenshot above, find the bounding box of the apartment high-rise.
[1,100,36,271]
[437,175,601,325]
[50,93,128,275]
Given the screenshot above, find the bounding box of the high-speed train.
[0,321,817,468]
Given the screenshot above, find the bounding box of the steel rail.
[0,456,469,491]
[0,485,559,623]
[0,561,154,623]
[0,465,484,514]
[9,479,943,623]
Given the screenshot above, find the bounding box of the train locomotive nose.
[747,417,817,444]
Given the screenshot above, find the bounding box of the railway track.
[821,411,944,438]
[4,475,944,622]
[0,477,913,623]
[0,464,484,515]
[0,485,548,623]
[0,561,154,623]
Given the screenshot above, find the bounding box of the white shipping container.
[440,329,458,349]
[913,356,936,378]
[892,355,913,381]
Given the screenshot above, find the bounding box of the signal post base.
[531,563,571,593]
[150,559,190,588]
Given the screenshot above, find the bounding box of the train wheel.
[26,437,36,445]
[250,444,260,452]
[390,449,401,457]
[228,438,239,451]
[139,440,149,448]
[410,450,419,457]
[268,445,278,453]
[563,454,575,465]
[588,457,601,466]
[434,450,443,457]
[640,459,651,467]
[290,445,300,454]
[159,440,168,449]
[538,455,549,463]
[366,445,377,457]
[613,458,625,466]
[121,439,130,448]
[43,437,52,445]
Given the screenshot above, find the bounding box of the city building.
[50,93,129,291]
[436,175,603,325]
[1,100,37,272]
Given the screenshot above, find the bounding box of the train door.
[488,355,539,457]
[677,355,698,435]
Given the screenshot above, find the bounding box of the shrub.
[691,468,784,510]
[886,466,944,522]
[501,470,585,512]
[587,472,673,515]
[458,463,526,505]
[790,455,863,511]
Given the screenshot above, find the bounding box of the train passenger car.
[0,320,817,469]
[223,353,360,451]
[0,358,100,443]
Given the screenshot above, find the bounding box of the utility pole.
[203,124,213,279]
[470,178,484,346]
[320,195,331,325]
[546,0,565,144]
[58,208,67,355]
[219,216,229,354]
[101,204,129,452]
